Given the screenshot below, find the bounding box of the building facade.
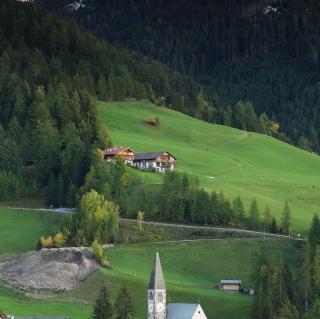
[103,147,135,165]
[148,253,207,319]
[133,152,176,173]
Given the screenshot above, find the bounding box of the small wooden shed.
[220,279,242,292]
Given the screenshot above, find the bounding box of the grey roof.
[221,279,242,285]
[148,252,166,290]
[167,303,201,319]
[134,152,176,161]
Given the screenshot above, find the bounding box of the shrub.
[40,235,53,248]
[53,232,66,248]
[147,115,160,126]
[92,239,111,268]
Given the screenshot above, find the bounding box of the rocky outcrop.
[0,247,99,291]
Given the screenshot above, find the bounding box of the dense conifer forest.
[0,0,206,204]
[39,0,320,151]
[0,0,280,205]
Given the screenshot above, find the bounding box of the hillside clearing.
[98,101,320,232]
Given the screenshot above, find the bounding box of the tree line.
[92,285,135,319]
[40,155,292,251]
[252,214,320,319]
[79,155,292,235]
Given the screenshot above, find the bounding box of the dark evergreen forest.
[0,0,207,205]
[39,0,320,151]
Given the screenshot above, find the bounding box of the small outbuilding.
[220,279,242,293]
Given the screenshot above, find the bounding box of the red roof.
[103,147,134,156]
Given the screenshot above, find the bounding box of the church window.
[158,292,163,303]
[149,291,154,300]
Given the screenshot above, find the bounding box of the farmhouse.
[220,279,241,292]
[148,253,207,319]
[133,152,176,173]
[102,147,135,165]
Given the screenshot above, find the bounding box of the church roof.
[148,252,166,290]
[167,303,203,319]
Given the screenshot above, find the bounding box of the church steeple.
[148,252,166,290]
[148,252,166,319]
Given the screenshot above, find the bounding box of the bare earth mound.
[0,247,99,291]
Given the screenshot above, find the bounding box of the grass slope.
[0,207,302,319]
[0,208,92,318]
[0,208,62,255]
[71,239,302,319]
[98,101,320,232]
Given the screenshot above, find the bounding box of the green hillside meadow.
[98,101,320,233]
[0,207,303,319]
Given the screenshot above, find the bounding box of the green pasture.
[98,101,320,233]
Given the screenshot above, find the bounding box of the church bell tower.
[148,252,166,319]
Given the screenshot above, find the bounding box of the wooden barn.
[133,151,176,172]
[102,147,135,165]
[220,279,242,293]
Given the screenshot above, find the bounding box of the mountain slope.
[98,101,320,232]
[39,0,320,152]
[0,0,207,206]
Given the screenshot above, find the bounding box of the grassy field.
[0,207,303,319]
[0,207,92,318]
[98,100,320,233]
[71,238,302,319]
[0,207,63,255]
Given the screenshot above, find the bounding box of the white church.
[148,253,208,319]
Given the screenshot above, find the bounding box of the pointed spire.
[148,252,166,289]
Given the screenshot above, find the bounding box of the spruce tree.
[232,195,245,225]
[114,286,135,319]
[92,286,113,319]
[312,245,320,296]
[263,205,272,232]
[270,216,278,234]
[248,198,260,230]
[281,201,292,235]
[277,299,299,319]
[309,215,320,252]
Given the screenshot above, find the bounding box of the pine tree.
[312,245,320,296]
[232,195,245,225]
[270,216,278,234]
[281,201,292,235]
[308,298,320,319]
[248,198,260,230]
[277,299,299,319]
[309,215,320,252]
[114,286,135,319]
[92,286,113,319]
[263,205,272,232]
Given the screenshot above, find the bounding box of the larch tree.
[281,201,292,235]
[263,205,272,232]
[114,286,135,319]
[248,198,260,230]
[92,286,113,319]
